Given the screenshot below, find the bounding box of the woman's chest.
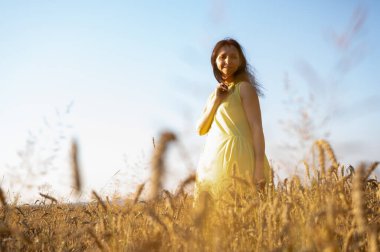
[219,90,241,111]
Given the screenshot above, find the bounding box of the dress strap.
[234,81,243,105]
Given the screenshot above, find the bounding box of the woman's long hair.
[211,38,264,97]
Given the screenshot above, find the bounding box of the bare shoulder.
[239,81,259,101]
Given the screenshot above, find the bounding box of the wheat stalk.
[343,228,354,252]
[150,131,176,200]
[175,173,196,197]
[315,141,326,178]
[87,227,109,251]
[364,161,379,180]
[368,225,379,252]
[303,160,311,180]
[162,189,175,214]
[133,183,145,204]
[318,140,338,167]
[0,187,7,208]
[146,208,168,232]
[352,164,366,234]
[230,176,251,188]
[70,139,82,194]
[92,191,107,212]
[39,193,58,204]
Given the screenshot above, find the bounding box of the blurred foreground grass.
[0,136,379,251]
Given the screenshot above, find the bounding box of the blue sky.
[1,1,379,202]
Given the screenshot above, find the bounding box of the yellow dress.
[193,81,271,206]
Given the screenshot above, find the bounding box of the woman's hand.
[215,82,230,103]
[254,164,266,191]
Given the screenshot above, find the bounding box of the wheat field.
[0,133,379,251]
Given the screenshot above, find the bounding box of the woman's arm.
[196,83,229,136]
[196,92,221,135]
[239,81,266,184]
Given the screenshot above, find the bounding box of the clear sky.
[1,0,379,203]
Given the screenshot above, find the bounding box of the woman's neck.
[222,76,234,86]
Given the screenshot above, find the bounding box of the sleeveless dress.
[193,81,271,206]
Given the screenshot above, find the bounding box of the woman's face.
[215,45,241,80]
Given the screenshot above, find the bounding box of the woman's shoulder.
[237,81,259,98]
[236,80,251,87]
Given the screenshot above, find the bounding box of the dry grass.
[0,137,379,251]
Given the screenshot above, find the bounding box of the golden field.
[0,135,379,251]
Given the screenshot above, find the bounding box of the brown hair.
[211,38,264,96]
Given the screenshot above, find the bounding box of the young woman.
[194,38,271,205]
